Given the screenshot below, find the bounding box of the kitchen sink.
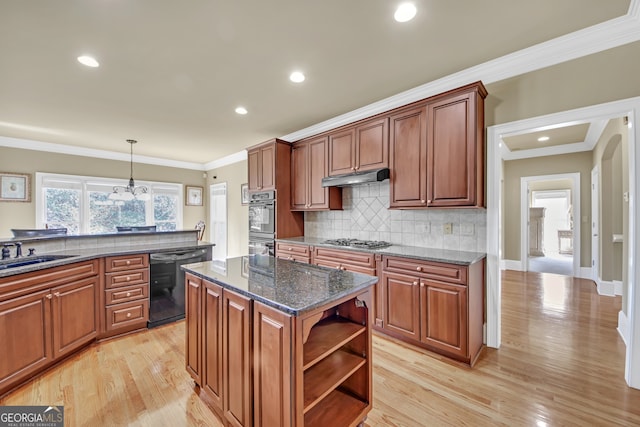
[0,255,76,270]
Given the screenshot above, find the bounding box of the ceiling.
[0,0,632,166]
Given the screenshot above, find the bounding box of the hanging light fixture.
[109,139,150,201]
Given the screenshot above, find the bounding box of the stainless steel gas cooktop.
[322,238,392,249]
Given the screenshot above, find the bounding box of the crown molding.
[0,136,206,171]
[204,150,247,170]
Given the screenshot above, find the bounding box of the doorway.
[210,182,227,260]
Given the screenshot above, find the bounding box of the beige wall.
[206,161,248,258]
[503,152,592,267]
[0,147,206,238]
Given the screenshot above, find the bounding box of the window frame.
[35,172,183,234]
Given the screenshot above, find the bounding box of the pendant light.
[109,139,150,201]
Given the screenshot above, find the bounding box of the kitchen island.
[182,255,377,427]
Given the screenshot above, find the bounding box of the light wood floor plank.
[2,270,639,426]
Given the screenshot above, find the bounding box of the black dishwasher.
[149,248,208,328]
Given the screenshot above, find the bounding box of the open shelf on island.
[305,388,368,427]
[303,316,365,370]
[303,349,366,413]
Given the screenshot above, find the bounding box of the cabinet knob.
[288,256,292,260]
[413,281,418,286]
[126,260,131,265]
[341,266,346,270]
[354,166,359,171]
[126,276,131,282]
[421,199,426,203]
[54,292,60,297]
[288,247,293,251]
[126,312,132,318]
[46,294,53,300]
[416,266,422,272]
[351,167,355,171]
[427,200,432,203]
[126,292,131,297]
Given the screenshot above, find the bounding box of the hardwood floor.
[2,270,639,426]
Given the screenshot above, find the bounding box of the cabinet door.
[381,271,420,341]
[248,148,261,191]
[0,290,53,394]
[291,142,308,210]
[51,277,98,359]
[426,90,478,207]
[308,136,332,209]
[185,273,201,383]
[356,117,388,172]
[223,289,252,427]
[328,128,355,176]
[259,145,276,191]
[253,302,292,427]
[420,279,468,358]
[389,106,428,208]
[202,280,224,410]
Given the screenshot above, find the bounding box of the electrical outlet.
[460,223,474,236]
[443,223,453,234]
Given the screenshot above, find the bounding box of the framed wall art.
[185,185,203,206]
[241,183,249,205]
[0,172,31,202]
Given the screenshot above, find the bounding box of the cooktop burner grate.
[323,238,392,249]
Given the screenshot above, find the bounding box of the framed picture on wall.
[0,172,31,202]
[241,183,249,205]
[185,185,203,206]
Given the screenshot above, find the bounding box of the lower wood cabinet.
[380,255,484,365]
[0,260,99,396]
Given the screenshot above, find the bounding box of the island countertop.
[181,255,378,316]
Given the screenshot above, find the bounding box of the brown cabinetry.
[312,246,377,276]
[0,260,99,396]
[291,136,342,211]
[275,241,311,263]
[103,254,149,337]
[248,143,275,192]
[328,117,389,176]
[380,255,484,365]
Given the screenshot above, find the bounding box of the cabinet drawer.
[106,300,149,331]
[313,247,375,268]
[105,268,149,289]
[105,254,149,272]
[105,283,148,305]
[276,253,310,263]
[383,256,467,284]
[275,242,310,256]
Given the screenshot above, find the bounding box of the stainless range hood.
[321,168,390,187]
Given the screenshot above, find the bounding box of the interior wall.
[0,146,206,239]
[206,161,248,258]
[503,152,592,266]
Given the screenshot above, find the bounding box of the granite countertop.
[276,236,485,265]
[182,255,378,316]
[0,241,214,278]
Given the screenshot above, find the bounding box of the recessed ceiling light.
[77,55,99,67]
[394,3,417,22]
[289,71,305,83]
[235,106,248,115]
[537,136,550,142]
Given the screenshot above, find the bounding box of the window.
[36,173,183,234]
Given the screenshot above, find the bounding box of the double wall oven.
[248,190,276,256]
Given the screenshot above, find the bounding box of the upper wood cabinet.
[291,136,342,211]
[247,140,278,192]
[328,117,389,176]
[426,83,487,207]
[389,105,428,208]
[389,81,486,209]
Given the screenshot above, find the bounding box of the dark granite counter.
[276,236,485,265]
[181,255,378,316]
[0,241,214,278]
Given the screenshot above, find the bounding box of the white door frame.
[591,166,600,284]
[487,96,640,388]
[209,182,228,260]
[520,173,580,276]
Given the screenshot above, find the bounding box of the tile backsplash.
[304,181,486,253]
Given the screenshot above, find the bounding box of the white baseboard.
[502,259,522,271]
[618,310,629,345]
[613,280,623,296]
[597,279,616,296]
[579,267,593,280]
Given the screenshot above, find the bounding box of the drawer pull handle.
[126,312,132,318]
[126,292,131,297]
